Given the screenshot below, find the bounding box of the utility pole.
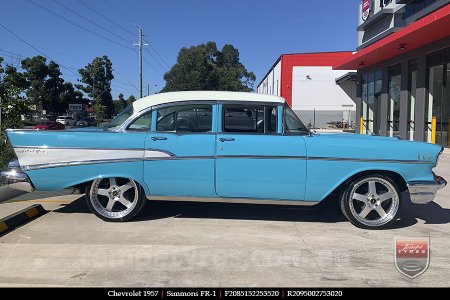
[147,83,149,97]
[134,27,148,99]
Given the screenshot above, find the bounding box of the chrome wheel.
[89,177,139,219]
[348,177,400,227]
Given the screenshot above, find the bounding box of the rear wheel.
[340,175,402,229]
[85,177,146,222]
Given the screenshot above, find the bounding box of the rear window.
[223,104,277,134]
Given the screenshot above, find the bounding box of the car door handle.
[151,137,167,141]
[219,138,235,142]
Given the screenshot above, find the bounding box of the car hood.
[305,133,443,165]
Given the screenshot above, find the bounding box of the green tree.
[1,65,28,95]
[113,93,127,115]
[161,42,255,92]
[60,82,85,110]
[117,93,127,113]
[127,95,136,105]
[0,86,29,168]
[21,55,66,113]
[76,56,114,118]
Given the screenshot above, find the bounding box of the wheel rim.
[89,177,139,219]
[348,177,400,227]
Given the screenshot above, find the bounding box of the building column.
[399,61,409,139]
[355,75,362,134]
[379,67,389,136]
[414,55,427,142]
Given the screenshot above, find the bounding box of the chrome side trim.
[407,175,447,204]
[15,146,145,151]
[146,195,318,206]
[217,155,307,160]
[23,158,143,171]
[308,156,433,165]
[144,156,214,161]
[19,154,436,171]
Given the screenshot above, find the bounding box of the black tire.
[340,174,402,229]
[85,177,146,222]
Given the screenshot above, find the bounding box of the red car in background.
[33,121,65,130]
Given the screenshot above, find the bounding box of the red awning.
[334,4,450,70]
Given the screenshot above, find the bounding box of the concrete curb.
[0,204,46,237]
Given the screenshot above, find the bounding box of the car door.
[143,102,217,197]
[215,103,308,201]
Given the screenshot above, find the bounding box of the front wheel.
[340,175,402,229]
[85,177,146,222]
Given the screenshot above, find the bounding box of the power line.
[0,49,82,77]
[146,41,171,68]
[1,48,138,92]
[51,0,133,45]
[0,31,87,63]
[144,47,169,71]
[115,73,140,93]
[0,22,79,76]
[100,0,136,28]
[142,56,164,76]
[25,0,132,51]
[77,0,136,38]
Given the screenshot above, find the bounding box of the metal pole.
[139,28,143,99]
[313,108,316,129]
[148,83,150,96]
[133,27,148,99]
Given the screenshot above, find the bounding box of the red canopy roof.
[334,4,450,70]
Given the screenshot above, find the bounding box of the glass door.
[408,60,417,141]
[444,62,450,147]
[361,71,382,135]
[426,49,448,147]
[388,65,401,137]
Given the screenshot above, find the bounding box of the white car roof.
[132,91,286,112]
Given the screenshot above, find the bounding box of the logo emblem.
[361,0,371,21]
[395,238,430,278]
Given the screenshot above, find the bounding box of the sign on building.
[69,104,83,112]
[361,0,371,21]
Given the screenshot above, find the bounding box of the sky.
[0,0,360,99]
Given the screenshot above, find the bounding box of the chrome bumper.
[0,159,34,193]
[407,175,447,204]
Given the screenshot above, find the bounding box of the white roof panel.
[132,91,285,112]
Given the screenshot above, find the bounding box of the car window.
[104,104,134,131]
[284,106,309,134]
[128,111,152,131]
[223,104,277,134]
[156,104,212,133]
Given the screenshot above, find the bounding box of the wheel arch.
[70,175,150,195]
[322,169,408,202]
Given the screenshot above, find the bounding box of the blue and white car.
[1,91,446,229]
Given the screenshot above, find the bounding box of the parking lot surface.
[0,152,449,287]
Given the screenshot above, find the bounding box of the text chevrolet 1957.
[1,91,446,229]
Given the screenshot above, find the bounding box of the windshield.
[104,104,134,130]
[284,106,309,134]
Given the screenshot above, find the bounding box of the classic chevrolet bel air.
[1,91,447,229]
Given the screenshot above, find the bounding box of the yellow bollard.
[431,116,437,144]
[360,116,364,134]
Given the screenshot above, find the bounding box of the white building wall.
[291,66,356,128]
[257,60,281,96]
